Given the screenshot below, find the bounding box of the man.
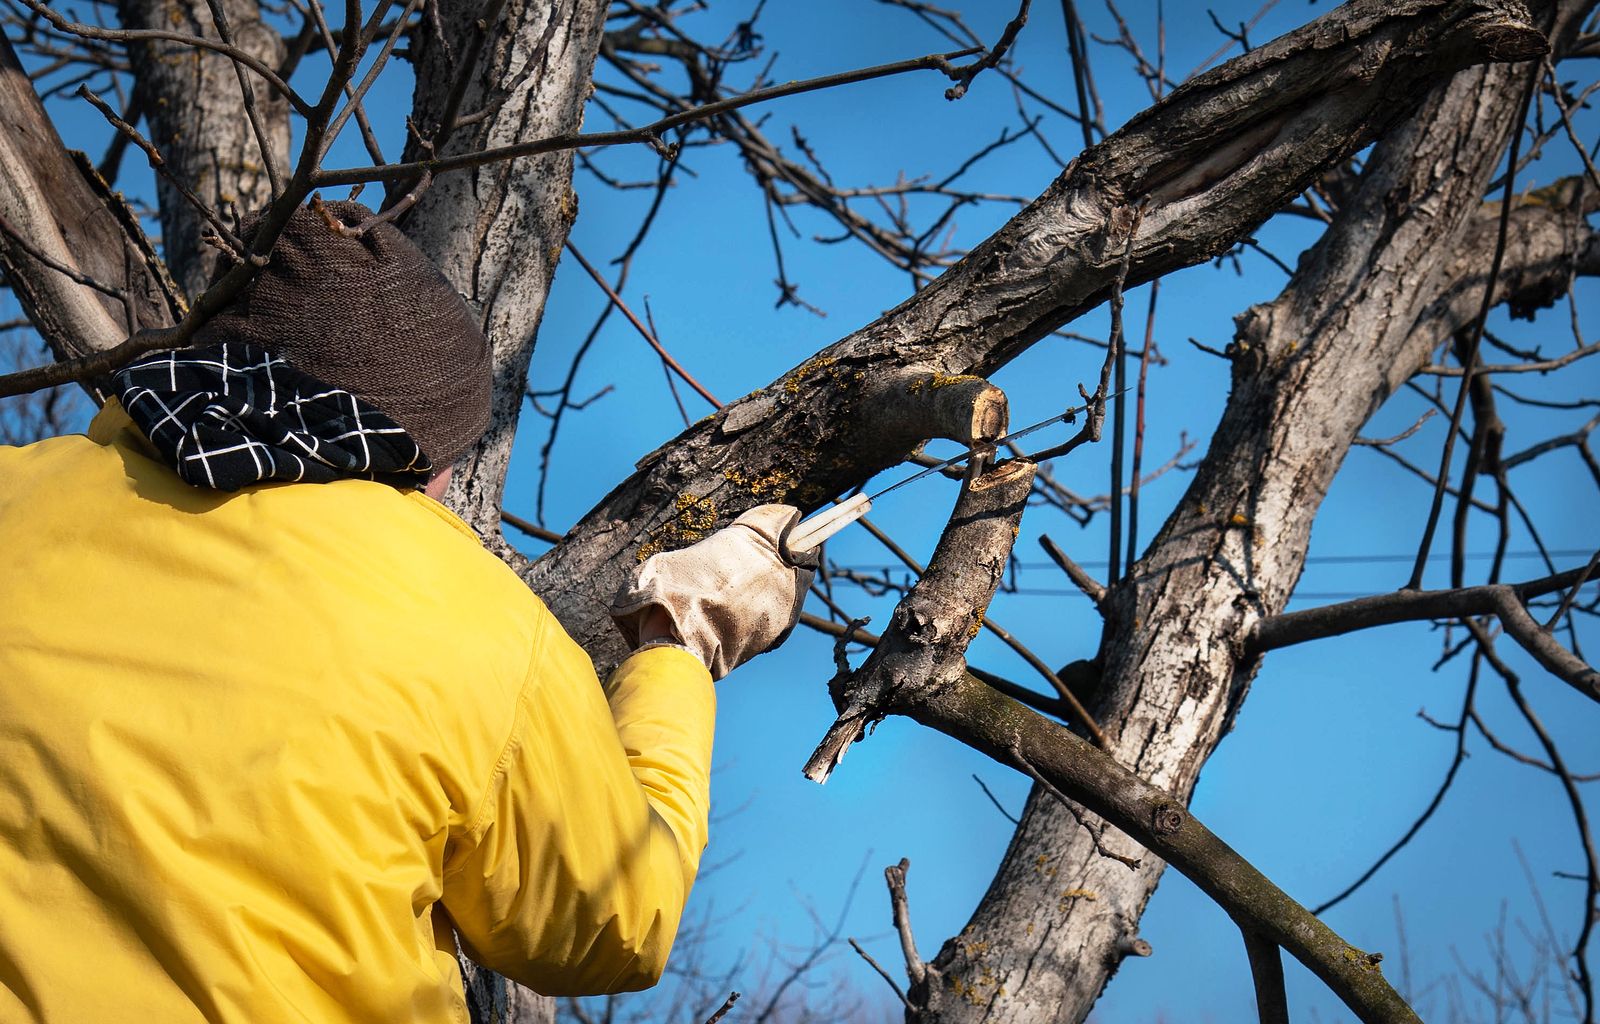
[0,202,810,1022]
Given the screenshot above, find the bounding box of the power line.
[969,585,1598,601]
[827,548,1592,574]
[821,548,1598,604]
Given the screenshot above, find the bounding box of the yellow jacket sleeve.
[440,613,715,995]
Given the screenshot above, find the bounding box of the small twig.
[1314,656,1480,915]
[1417,339,1600,377]
[1127,279,1160,573]
[1470,622,1598,1022]
[1062,0,1099,149]
[319,0,421,162]
[1354,409,1437,447]
[942,0,1031,101]
[847,938,910,1007]
[75,85,243,259]
[972,773,1021,825]
[202,0,285,197]
[703,991,741,1024]
[564,241,722,408]
[1012,739,1141,870]
[94,92,143,183]
[1182,0,1280,81]
[431,0,511,151]
[301,0,390,167]
[316,45,984,186]
[0,212,128,300]
[1544,58,1600,193]
[1105,208,1144,585]
[1039,534,1107,608]
[500,510,562,545]
[883,859,927,988]
[1407,68,1536,591]
[1544,549,1600,632]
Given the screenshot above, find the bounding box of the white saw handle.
[786,494,872,556]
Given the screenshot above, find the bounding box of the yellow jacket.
[0,402,715,1022]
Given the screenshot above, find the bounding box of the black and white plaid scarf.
[114,342,431,492]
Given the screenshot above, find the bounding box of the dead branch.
[847,937,910,1008]
[702,991,740,1024]
[1038,534,1107,608]
[884,859,927,989]
[803,459,1036,783]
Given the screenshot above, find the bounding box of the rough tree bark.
[404,0,607,543]
[115,0,288,299]
[919,2,1595,1020]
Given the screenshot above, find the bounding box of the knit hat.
[193,201,491,471]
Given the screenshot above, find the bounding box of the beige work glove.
[611,505,817,680]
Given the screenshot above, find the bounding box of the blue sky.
[10,1,1598,1020]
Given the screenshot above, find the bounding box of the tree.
[1,0,1595,1022]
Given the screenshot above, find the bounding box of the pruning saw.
[784,405,1083,556]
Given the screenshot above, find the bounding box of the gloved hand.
[611,504,816,680]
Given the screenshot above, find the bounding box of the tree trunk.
[403,0,606,541]
[116,0,288,300]
[918,2,1594,1021]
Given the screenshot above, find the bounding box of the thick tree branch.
[900,674,1422,1024]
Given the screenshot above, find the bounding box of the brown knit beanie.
[193,201,491,472]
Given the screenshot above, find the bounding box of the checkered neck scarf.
[113,342,431,492]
